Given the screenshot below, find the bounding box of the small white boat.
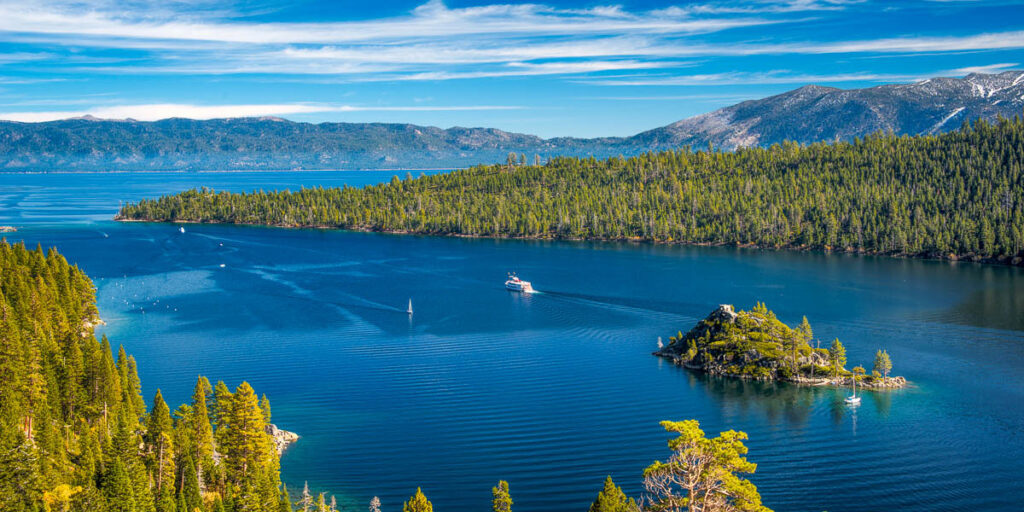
[505,273,534,293]
[406,299,413,315]
[844,377,861,405]
[219,263,226,268]
[179,226,186,233]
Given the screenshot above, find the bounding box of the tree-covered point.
[656,303,904,389]
[118,117,1024,265]
[0,239,292,512]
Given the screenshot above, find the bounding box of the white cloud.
[951,63,1020,74]
[0,102,524,122]
[584,70,924,86]
[0,0,773,46]
[375,60,675,82]
[0,0,1021,84]
[0,52,52,64]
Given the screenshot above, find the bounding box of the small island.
[655,303,906,390]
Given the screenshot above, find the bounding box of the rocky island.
[656,303,906,390]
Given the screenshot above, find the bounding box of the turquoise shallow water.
[3,171,1023,511]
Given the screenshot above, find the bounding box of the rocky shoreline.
[672,359,908,390]
[114,216,1024,268]
[266,423,299,455]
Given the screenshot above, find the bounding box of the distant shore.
[114,216,1024,268]
[0,168,452,174]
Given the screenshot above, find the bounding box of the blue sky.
[0,0,1022,137]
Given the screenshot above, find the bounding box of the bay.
[2,171,1022,511]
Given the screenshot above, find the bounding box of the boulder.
[265,423,299,455]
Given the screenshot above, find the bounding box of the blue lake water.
[2,171,1023,511]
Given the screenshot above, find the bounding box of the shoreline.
[0,168,453,175]
[114,217,1024,268]
[661,356,910,391]
[266,423,299,455]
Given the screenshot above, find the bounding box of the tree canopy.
[643,420,770,512]
[119,117,1024,266]
[0,239,293,512]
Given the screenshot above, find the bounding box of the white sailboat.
[844,377,861,405]
[179,226,186,233]
[406,299,413,315]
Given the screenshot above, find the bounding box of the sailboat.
[179,226,186,234]
[406,299,413,315]
[844,376,861,405]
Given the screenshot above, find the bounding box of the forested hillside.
[119,117,1024,266]
[0,240,293,511]
[3,72,1022,171]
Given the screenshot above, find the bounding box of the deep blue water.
[2,171,1023,512]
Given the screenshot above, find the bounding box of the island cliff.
[655,304,906,390]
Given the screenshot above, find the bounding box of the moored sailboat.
[844,376,861,405]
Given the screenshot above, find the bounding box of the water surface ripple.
[2,171,1022,511]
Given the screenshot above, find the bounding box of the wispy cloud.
[951,62,1020,74]
[583,70,924,86]
[0,52,53,64]
[0,0,1020,86]
[585,94,756,102]
[0,0,774,46]
[0,102,524,122]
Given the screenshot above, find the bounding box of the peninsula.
[655,303,906,390]
[116,118,1024,267]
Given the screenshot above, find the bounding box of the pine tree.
[146,390,176,492]
[873,349,893,381]
[828,339,847,379]
[181,456,202,512]
[211,381,234,447]
[259,394,271,425]
[297,482,313,512]
[491,480,512,512]
[97,335,122,433]
[189,376,215,472]
[124,355,146,424]
[177,489,188,512]
[155,487,175,512]
[61,337,85,419]
[279,484,294,512]
[643,420,769,512]
[589,476,636,512]
[0,427,44,511]
[103,458,137,512]
[402,488,432,512]
[795,316,813,374]
[223,382,271,484]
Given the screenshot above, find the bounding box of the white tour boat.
[505,273,535,293]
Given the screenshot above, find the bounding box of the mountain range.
[2,71,1022,171]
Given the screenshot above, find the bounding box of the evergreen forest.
[0,239,290,512]
[118,118,1024,265]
